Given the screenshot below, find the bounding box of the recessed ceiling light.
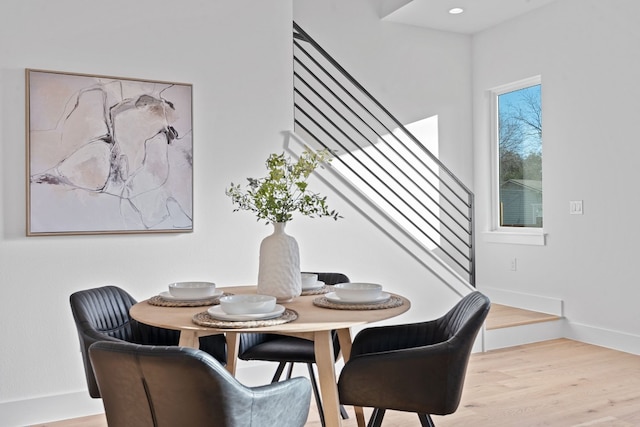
[449,7,464,14]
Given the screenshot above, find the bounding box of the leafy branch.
[225,149,341,224]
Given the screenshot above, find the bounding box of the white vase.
[257,222,302,302]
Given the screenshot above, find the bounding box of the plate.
[207,304,286,321]
[324,291,391,305]
[159,290,222,301]
[302,280,325,291]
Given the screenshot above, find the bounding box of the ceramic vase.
[257,222,302,302]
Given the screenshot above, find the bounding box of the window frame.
[487,76,545,246]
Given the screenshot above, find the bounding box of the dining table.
[129,285,411,427]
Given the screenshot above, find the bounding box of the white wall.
[0,1,473,425]
[293,0,474,187]
[0,0,295,424]
[472,0,640,353]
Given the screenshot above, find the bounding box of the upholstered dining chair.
[337,291,491,427]
[89,341,311,427]
[70,285,227,398]
[238,272,350,427]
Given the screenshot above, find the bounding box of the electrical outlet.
[510,258,517,271]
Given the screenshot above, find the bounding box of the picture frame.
[26,69,194,235]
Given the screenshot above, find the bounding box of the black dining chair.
[70,285,227,398]
[238,272,350,427]
[337,291,491,427]
[89,341,312,427]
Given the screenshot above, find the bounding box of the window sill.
[482,230,546,246]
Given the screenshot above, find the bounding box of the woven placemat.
[148,292,233,308]
[192,309,298,329]
[313,295,404,310]
[301,285,332,296]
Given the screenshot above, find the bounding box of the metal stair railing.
[293,22,475,285]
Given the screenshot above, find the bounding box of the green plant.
[226,149,341,224]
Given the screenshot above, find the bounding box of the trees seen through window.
[497,82,542,228]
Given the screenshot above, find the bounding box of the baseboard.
[0,391,103,427]
[480,286,563,316]
[482,317,640,355]
[565,321,640,356]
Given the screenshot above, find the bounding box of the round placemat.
[192,309,298,329]
[301,285,332,296]
[148,292,233,308]
[313,295,404,310]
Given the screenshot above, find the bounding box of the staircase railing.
[292,22,475,285]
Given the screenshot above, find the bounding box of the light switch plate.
[569,200,583,215]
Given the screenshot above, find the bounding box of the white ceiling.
[381,0,559,34]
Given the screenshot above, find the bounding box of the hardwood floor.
[32,338,640,427]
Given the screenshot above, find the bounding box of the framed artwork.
[26,69,194,235]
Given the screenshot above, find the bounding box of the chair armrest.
[338,342,465,414]
[194,351,311,427]
[347,341,452,377]
[350,320,441,357]
[249,377,312,427]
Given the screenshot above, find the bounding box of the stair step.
[486,303,561,330]
[483,304,564,351]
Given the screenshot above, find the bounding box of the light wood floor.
[32,338,640,427]
[30,305,637,427]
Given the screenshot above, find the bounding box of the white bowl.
[219,294,277,315]
[168,282,216,299]
[301,273,319,287]
[333,282,383,301]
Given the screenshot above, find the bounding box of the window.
[492,77,542,231]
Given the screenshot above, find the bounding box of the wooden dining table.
[130,285,410,427]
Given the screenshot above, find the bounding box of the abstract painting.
[26,69,193,235]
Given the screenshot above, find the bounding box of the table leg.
[178,330,200,348]
[336,329,366,427]
[225,332,240,376]
[314,330,342,427]
[336,329,352,360]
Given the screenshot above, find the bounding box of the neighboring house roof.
[501,179,542,193]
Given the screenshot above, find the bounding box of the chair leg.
[285,361,295,379]
[307,364,326,427]
[418,413,435,427]
[367,408,385,427]
[340,404,349,419]
[271,362,287,383]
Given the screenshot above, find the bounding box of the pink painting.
[26,69,193,235]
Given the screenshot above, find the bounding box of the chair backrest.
[89,341,311,427]
[437,291,491,344]
[313,272,349,286]
[434,291,491,413]
[70,285,139,397]
[70,285,180,397]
